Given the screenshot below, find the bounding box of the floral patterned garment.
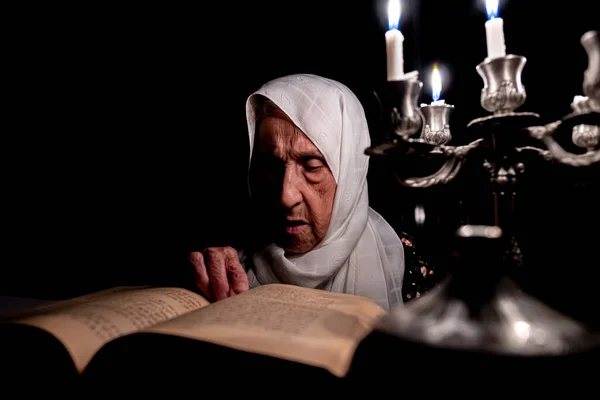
[398,231,443,302]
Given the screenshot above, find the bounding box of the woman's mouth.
[285,221,308,235]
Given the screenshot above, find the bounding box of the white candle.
[485,0,506,59]
[386,0,404,81]
[421,101,445,107]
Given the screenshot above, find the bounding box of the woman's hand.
[189,247,249,301]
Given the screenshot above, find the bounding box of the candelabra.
[358,29,600,369]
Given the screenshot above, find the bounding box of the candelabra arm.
[527,120,600,167]
[395,157,461,188]
[514,146,553,161]
[394,139,484,188]
[441,138,484,157]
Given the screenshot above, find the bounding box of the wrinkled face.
[251,116,337,254]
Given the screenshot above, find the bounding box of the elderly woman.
[190,74,439,311]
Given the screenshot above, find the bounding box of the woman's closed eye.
[303,157,324,172]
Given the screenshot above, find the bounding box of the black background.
[2,0,598,323]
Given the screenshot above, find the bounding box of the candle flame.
[485,0,499,19]
[388,0,401,30]
[431,64,442,102]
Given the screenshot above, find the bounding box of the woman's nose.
[280,166,302,209]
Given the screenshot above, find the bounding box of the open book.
[1,283,385,380]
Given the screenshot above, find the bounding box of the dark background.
[2,1,598,322]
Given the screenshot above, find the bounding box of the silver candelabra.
[363,30,600,358]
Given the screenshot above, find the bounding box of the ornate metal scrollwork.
[527,116,600,167]
[480,80,526,114]
[476,55,527,115]
[393,139,483,188]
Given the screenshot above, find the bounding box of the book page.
[1,286,150,321]
[14,287,210,373]
[145,284,385,377]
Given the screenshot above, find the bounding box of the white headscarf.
[244,74,405,311]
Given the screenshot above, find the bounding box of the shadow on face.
[250,115,337,255]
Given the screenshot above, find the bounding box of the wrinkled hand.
[190,247,249,301]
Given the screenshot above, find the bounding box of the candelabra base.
[345,225,600,395]
[346,324,599,395]
[374,278,599,357]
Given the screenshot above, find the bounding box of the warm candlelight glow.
[485,0,499,19]
[388,0,401,30]
[431,64,442,102]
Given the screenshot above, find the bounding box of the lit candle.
[418,64,454,145]
[385,0,404,81]
[485,0,506,60]
[430,64,445,105]
[420,64,445,107]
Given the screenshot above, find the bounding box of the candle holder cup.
[582,30,600,103]
[420,103,454,145]
[476,54,527,115]
[571,96,600,151]
[572,123,600,151]
[381,78,423,139]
